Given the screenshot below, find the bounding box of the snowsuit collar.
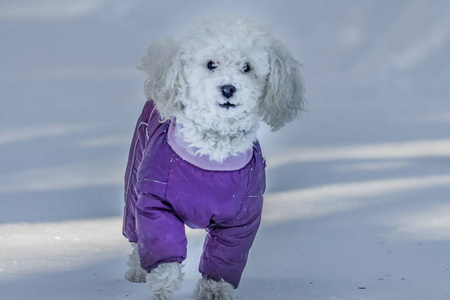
[167,118,253,171]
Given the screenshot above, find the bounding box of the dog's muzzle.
[219,85,238,109]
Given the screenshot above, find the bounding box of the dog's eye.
[243,63,251,73]
[207,61,217,70]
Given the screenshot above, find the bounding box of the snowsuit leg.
[199,195,263,288]
[134,188,187,272]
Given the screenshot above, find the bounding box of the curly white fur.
[194,278,235,300]
[125,242,147,283]
[125,244,184,300]
[138,16,305,162]
[146,263,184,300]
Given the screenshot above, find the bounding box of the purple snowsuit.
[123,100,266,288]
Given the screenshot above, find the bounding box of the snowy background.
[1,0,450,299]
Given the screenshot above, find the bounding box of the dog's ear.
[260,40,305,131]
[138,37,186,120]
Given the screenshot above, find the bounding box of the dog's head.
[139,16,305,134]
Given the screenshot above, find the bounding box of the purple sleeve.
[134,181,187,272]
[199,194,263,288]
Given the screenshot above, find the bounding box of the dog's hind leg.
[125,243,147,283]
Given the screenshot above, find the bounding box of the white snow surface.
[1,1,450,299]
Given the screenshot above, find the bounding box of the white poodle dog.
[123,16,305,300]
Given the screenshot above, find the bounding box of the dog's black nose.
[220,85,236,99]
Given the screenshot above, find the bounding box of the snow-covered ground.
[1,1,450,299]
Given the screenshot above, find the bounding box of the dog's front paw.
[146,262,184,300]
[194,278,234,300]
